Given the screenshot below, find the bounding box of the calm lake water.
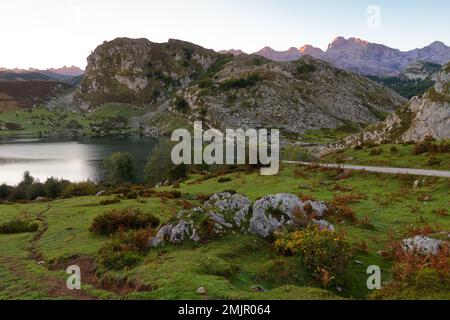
[0,137,158,185]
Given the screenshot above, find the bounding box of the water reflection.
[0,137,157,185]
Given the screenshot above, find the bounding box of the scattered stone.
[95,190,106,197]
[148,225,173,248]
[197,287,207,295]
[251,285,268,293]
[402,236,444,256]
[312,219,335,232]
[34,197,49,203]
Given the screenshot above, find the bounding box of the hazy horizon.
[1,0,449,69]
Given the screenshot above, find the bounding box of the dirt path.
[21,204,99,300]
[283,161,450,178]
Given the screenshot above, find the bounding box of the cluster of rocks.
[148,192,334,248]
[402,235,448,256]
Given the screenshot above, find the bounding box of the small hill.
[0,71,52,82]
[0,81,74,111]
[76,38,221,109]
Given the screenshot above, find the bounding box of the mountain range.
[224,37,450,77]
[75,37,406,136]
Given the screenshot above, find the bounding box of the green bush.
[61,181,98,198]
[144,140,188,186]
[0,184,13,200]
[44,178,70,198]
[99,196,121,206]
[173,97,190,113]
[369,148,383,156]
[103,152,137,185]
[90,208,160,236]
[0,218,39,234]
[274,226,352,286]
[97,229,150,271]
[218,177,232,183]
[390,146,399,154]
[296,63,317,75]
[427,156,441,166]
[220,73,262,90]
[25,183,46,200]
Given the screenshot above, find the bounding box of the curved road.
[282,161,450,178]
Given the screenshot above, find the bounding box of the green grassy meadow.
[1,163,449,300]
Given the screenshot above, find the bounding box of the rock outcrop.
[179,55,405,134]
[402,236,445,256]
[76,38,220,110]
[148,192,334,247]
[343,63,450,145]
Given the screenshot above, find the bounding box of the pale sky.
[1,0,449,69]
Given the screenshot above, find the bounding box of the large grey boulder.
[402,236,444,256]
[249,193,304,238]
[204,192,252,229]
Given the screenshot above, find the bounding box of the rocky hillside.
[0,81,74,111]
[176,55,405,133]
[344,63,450,145]
[252,37,450,77]
[76,38,220,110]
[77,38,406,136]
[367,61,441,99]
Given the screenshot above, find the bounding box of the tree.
[103,153,136,185]
[144,140,187,186]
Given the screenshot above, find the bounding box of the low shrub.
[390,146,399,154]
[99,196,121,206]
[90,208,160,236]
[274,226,352,286]
[220,73,262,90]
[427,156,441,166]
[369,148,383,156]
[372,241,450,299]
[97,229,150,271]
[218,177,232,183]
[0,218,39,234]
[326,204,357,223]
[61,181,98,198]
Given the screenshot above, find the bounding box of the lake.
[0,137,159,185]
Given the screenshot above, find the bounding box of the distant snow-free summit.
[223,37,450,77]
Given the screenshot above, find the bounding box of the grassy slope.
[0,164,449,300]
[0,104,151,138]
[322,143,450,171]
